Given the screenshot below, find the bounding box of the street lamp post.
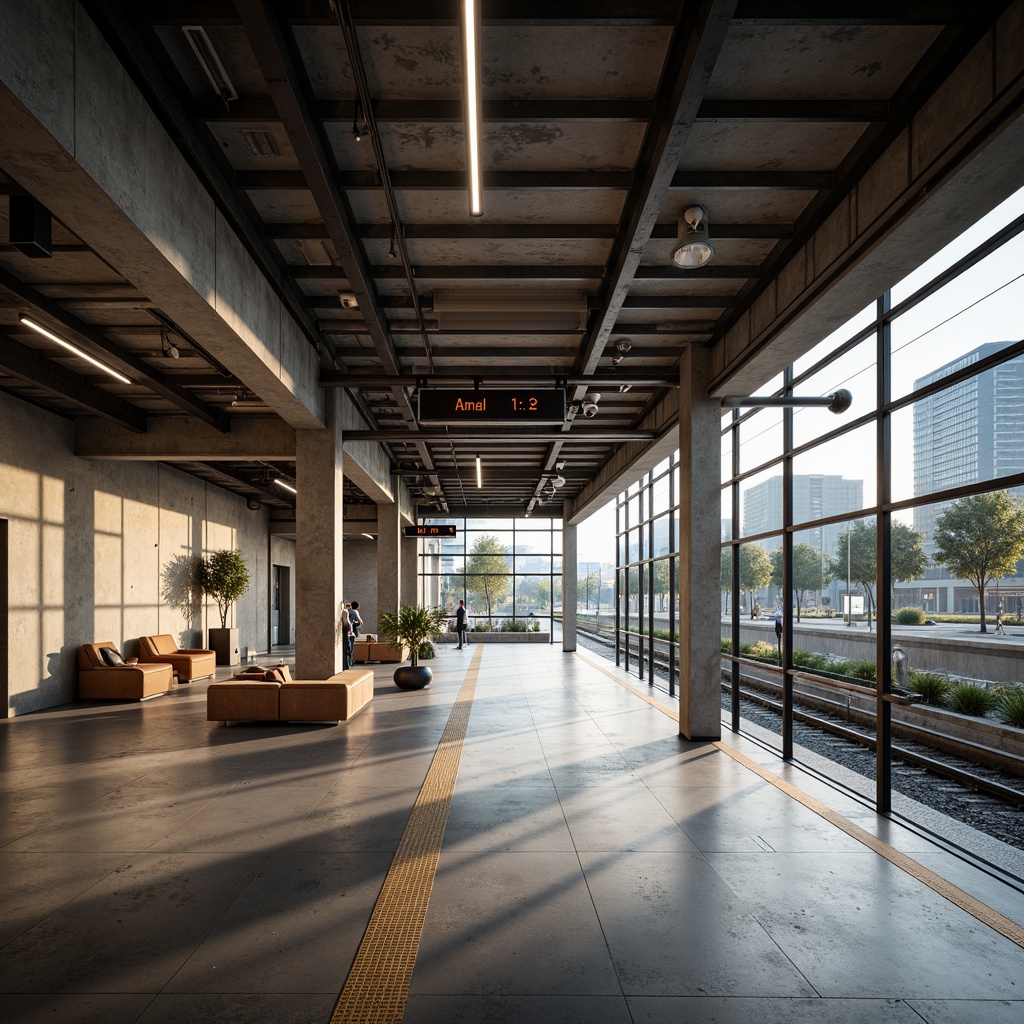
[846,526,852,627]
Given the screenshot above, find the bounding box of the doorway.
[272,564,291,646]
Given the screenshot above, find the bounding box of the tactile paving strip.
[574,648,1024,951]
[329,647,482,1023]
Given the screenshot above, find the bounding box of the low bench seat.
[207,668,374,724]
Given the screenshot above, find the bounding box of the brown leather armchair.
[77,643,174,700]
[138,634,216,681]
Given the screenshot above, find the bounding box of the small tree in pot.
[377,605,448,689]
[199,549,251,664]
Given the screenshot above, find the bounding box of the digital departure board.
[417,388,566,425]
[404,524,458,537]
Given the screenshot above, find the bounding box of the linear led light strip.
[20,315,132,386]
[273,478,297,494]
[461,0,482,217]
[476,455,482,489]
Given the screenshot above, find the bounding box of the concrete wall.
[0,391,271,716]
[343,537,379,635]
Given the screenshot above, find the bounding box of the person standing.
[455,599,469,650]
[348,600,362,661]
[340,604,351,670]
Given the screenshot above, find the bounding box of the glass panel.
[792,333,877,448]
[738,466,784,539]
[653,470,670,514]
[465,530,513,557]
[515,576,552,616]
[891,241,1024,402]
[793,301,876,377]
[891,356,1024,504]
[652,514,670,557]
[515,531,551,554]
[738,406,783,474]
[739,541,774,620]
[792,526,829,618]
[466,517,513,531]
[891,184,1024,305]
[627,527,641,564]
[791,422,876,517]
[721,423,735,483]
[720,486,732,540]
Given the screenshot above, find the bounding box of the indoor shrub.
[944,681,997,717]
[907,672,950,706]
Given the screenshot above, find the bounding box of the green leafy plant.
[377,606,448,667]
[893,607,927,625]
[501,619,528,632]
[199,549,251,629]
[834,659,877,682]
[792,649,831,670]
[944,681,996,717]
[907,672,951,706]
[995,687,1024,729]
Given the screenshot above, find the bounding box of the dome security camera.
[581,392,601,418]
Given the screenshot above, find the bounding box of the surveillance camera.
[581,391,601,418]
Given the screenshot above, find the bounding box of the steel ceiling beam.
[575,0,738,381]
[0,334,147,432]
[0,266,228,430]
[344,430,655,442]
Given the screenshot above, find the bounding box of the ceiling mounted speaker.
[247,497,261,511]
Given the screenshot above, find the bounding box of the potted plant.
[377,605,448,689]
[199,549,251,665]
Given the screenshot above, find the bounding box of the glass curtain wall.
[615,455,679,695]
[417,516,561,638]
[720,185,1024,861]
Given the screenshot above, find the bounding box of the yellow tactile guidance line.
[574,649,1024,950]
[329,646,482,1024]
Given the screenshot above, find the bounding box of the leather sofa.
[352,640,409,664]
[78,643,174,700]
[206,664,374,723]
[138,634,216,681]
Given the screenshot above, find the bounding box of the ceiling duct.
[433,289,587,331]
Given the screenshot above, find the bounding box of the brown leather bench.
[77,642,174,700]
[138,634,216,681]
[206,667,374,723]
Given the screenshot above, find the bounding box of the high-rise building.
[913,342,1024,558]
[741,474,864,557]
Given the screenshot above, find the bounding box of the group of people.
[339,600,362,670]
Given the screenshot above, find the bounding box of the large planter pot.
[208,627,240,666]
[393,665,432,690]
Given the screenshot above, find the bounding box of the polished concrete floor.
[0,644,1022,1023]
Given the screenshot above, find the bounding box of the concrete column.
[377,502,402,617]
[295,392,344,679]
[678,345,721,740]
[401,535,418,607]
[562,522,577,651]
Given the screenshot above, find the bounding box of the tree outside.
[739,543,772,617]
[465,534,512,624]
[932,490,1024,632]
[769,543,823,621]
[827,519,927,628]
[720,548,732,615]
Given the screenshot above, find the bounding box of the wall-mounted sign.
[417,388,566,425]
[404,524,457,537]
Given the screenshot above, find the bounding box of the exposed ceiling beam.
[0,334,147,432]
[0,266,228,430]
[266,221,793,241]
[344,430,656,442]
[235,170,634,191]
[321,372,678,387]
[575,0,738,381]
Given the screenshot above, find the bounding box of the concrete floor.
[0,645,1022,1024]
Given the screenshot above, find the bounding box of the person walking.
[996,609,1006,635]
[455,599,469,650]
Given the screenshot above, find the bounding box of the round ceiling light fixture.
[671,205,715,269]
